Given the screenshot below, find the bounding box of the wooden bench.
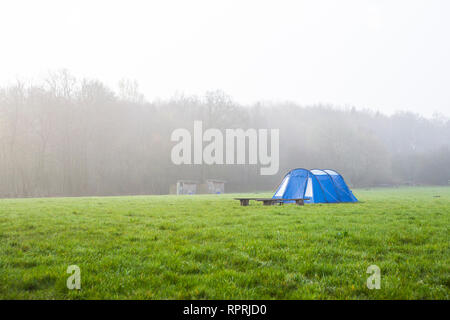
[234,198,260,206]
[234,198,308,206]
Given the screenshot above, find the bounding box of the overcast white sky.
[0,0,449,117]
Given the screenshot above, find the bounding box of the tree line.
[0,70,449,198]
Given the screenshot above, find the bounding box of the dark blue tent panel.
[273,168,358,204]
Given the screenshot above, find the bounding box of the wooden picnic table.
[234,198,308,206]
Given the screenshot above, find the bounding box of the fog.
[0,70,449,197]
[1,1,450,197]
[1,0,449,116]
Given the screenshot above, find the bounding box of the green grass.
[0,187,449,299]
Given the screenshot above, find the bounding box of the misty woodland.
[1,70,449,198]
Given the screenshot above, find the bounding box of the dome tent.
[272,168,358,204]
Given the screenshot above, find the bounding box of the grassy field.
[0,187,449,299]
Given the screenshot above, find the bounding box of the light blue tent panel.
[273,168,358,204]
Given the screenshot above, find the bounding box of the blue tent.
[273,168,358,203]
